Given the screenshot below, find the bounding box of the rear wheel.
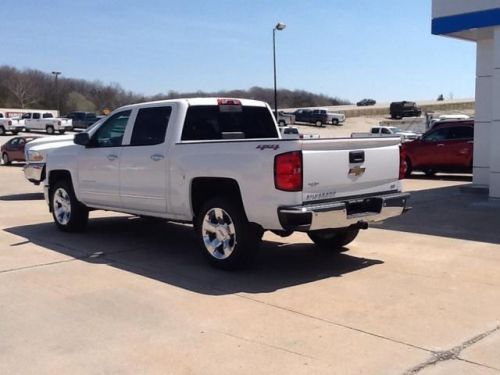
[308,228,360,252]
[424,169,436,177]
[46,126,55,135]
[59,130,66,134]
[51,179,88,232]
[404,157,412,177]
[0,126,5,136]
[1,152,10,165]
[332,119,339,126]
[315,120,323,127]
[196,197,262,270]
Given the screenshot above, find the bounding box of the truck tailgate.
[300,137,401,203]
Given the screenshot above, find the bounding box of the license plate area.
[346,198,383,216]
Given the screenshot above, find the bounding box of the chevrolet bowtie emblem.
[349,166,366,177]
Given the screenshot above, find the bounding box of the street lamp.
[273,22,286,119]
[52,71,61,114]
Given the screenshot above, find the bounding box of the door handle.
[150,154,164,161]
[107,154,118,161]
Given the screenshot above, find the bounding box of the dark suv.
[66,112,98,129]
[390,101,422,119]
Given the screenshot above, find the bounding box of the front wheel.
[315,120,323,127]
[51,180,88,232]
[46,126,55,134]
[196,197,262,270]
[332,119,339,126]
[308,228,359,252]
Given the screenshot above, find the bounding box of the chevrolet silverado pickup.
[44,98,409,269]
[21,112,73,134]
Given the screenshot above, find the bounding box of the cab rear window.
[181,106,278,141]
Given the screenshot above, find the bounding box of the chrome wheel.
[201,207,236,260]
[53,187,72,225]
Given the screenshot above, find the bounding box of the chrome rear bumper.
[278,192,410,231]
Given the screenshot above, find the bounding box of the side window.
[371,128,379,134]
[423,128,450,142]
[130,106,172,146]
[449,126,473,140]
[32,113,40,120]
[381,128,390,134]
[9,138,19,146]
[89,110,131,148]
[43,113,53,118]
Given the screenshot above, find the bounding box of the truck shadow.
[0,192,44,201]
[375,183,500,244]
[4,216,383,295]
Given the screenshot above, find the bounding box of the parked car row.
[0,111,103,136]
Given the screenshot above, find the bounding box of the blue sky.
[1,0,476,102]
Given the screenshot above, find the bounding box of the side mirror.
[74,132,90,146]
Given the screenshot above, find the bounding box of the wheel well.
[48,170,72,188]
[191,177,245,219]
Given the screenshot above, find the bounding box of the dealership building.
[432,0,500,198]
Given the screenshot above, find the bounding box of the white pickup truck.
[0,113,24,135]
[352,126,419,142]
[43,98,409,269]
[21,112,73,134]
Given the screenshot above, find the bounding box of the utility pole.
[52,71,61,114]
[273,22,286,120]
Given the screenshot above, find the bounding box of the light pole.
[52,71,61,114]
[273,22,286,119]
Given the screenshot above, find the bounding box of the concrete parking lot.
[1,152,499,374]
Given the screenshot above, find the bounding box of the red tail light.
[274,151,302,191]
[399,145,406,180]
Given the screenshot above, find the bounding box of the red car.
[1,136,40,165]
[402,120,473,177]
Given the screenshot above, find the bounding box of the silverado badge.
[348,166,366,177]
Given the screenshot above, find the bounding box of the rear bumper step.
[278,192,410,231]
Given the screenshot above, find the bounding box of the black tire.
[315,120,323,127]
[1,152,10,165]
[308,228,359,252]
[59,130,66,134]
[195,197,262,270]
[0,126,5,136]
[46,126,54,135]
[424,169,436,177]
[51,179,88,232]
[404,157,412,178]
[278,120,286,126]
[11,130,18,135]
[332,119,339,126]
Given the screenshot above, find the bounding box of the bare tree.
[6,75,39,108]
